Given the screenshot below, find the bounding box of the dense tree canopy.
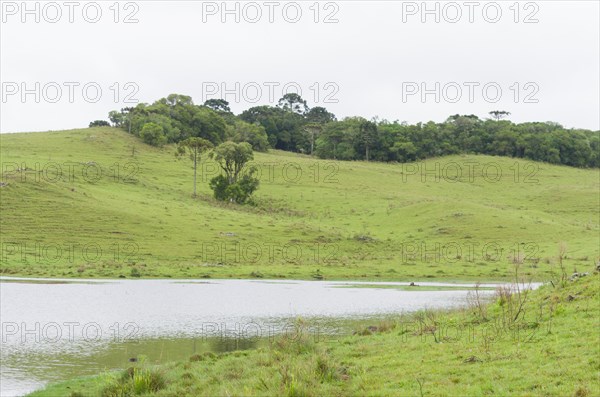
[316,116,598,167]
[89,120,110,127]
[109,95,599,168]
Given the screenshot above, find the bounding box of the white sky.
[1,0,599,133]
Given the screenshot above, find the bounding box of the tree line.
[104,93,599,168]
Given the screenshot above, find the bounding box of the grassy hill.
[1,127,598,281]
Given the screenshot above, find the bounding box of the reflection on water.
[2,336,262,397]
[0,277,514,396]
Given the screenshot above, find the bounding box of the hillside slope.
[1,127,598,281]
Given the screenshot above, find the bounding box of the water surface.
[1,277,510,396]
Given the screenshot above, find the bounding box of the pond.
[0,277,511,396]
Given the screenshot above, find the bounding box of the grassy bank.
[1,127,598,281]
[30,267,600,396]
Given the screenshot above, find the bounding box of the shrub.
[101,367,167,397]
[140,122,167,147]
[209,173,259,204]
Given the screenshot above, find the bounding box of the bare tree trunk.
[193,149,197,197]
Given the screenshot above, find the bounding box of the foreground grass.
[30,268,600,396]
[1,128,598,281]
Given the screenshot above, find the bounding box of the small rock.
[354,234,375,242]
[569,273,581,281]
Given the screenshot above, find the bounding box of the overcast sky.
[1,0,599,133]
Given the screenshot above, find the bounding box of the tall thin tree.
[177,137,213,197]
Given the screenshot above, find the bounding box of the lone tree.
[489,110,511,121]
[177,137,213,197]
[209,142,259,204]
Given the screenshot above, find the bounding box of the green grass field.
[3,128,599,396]
[1,127,599,281]
[29,268,600,397]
